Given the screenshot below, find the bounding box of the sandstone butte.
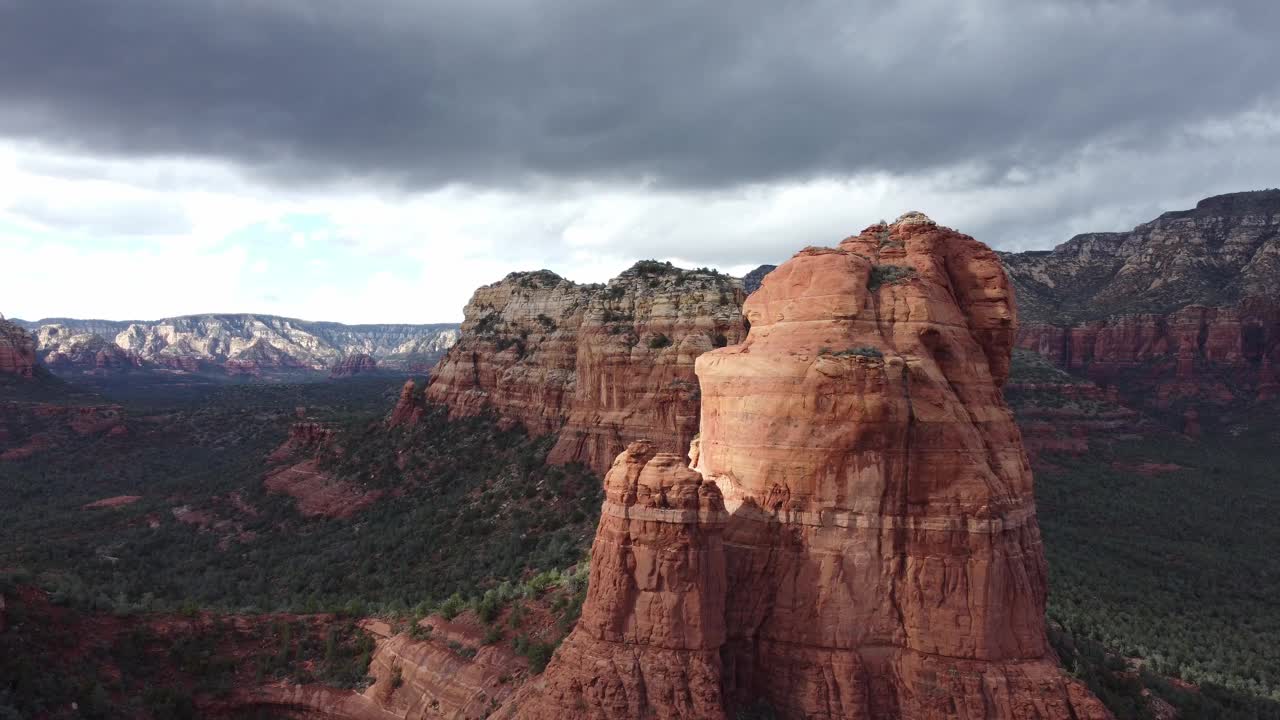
[421,263,748,474]
[331,353,380,378]
[501,213,1110,719]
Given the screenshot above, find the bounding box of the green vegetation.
[0,378,602,616]
[1009,348,1086,384]
[867,264,916,290]
[0,574,374,719]
[1036,416,1280,716]
[817,346,883,359]
[632,259,676,275]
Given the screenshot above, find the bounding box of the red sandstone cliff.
[0,317,38,378]
[423,263,746,474]
[1005,191,1280,409]
[507,214,1109,719]
[504,440,729,717]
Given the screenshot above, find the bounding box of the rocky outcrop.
[263,422,376,518]
[267,422,338,464]
[1005,190,1280,408]
[0,316,38,378]
[331,353,379,378]
[389,380,426,428]
[360,620,527,718]
[513,214,1108,719]
[15,314,460,376]
[263,460,381,519]
[424,262,747,474]
[505,440,728,717]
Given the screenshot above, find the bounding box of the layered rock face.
[331,353,379,377]
[0,317,38,378]
[1004,190,1280,407]
[34,324,142,373]
[505,440,729,718]
[425,263,746,474]
[14,314,460,376]
[515,215,1107,719]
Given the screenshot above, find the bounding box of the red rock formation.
[264,459,382,519]
[1016,300,1278,407]
[516,214,1108,719]
[0,317,38,378]
[267,422,338,463]
[264,422,376,519]
[426,264,746,474]
[389,380,425,427]
[426,270,592,437]
[505,440,728,718]
[331,353,379,378]
[1006,191,1280,409]
[1004,368,1143,467]
[360,618,527,718]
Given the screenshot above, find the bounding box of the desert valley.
[3,191,1279,719]
[4,2,1280,717]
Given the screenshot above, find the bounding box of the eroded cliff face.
[509,215,1108,719]
[1005,190,1280,408]
[15,315,460,376]
[34,324,143,373]
[0,317,38,378]
[504,440,728,717]
[424,263,746,474]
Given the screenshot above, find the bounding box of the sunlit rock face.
[424,263,747,475]
[508,216,1109,720]
[501,439,729,718]
[16,314,460,375]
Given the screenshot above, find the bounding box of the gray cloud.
[3,0,1278,192]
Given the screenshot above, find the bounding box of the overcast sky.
[2,0,1278,323]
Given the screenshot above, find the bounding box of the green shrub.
[867,264,916,290]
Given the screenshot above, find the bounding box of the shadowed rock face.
[0,317,38,378]
[330,353,378,378]
[506,216,1109,720]
[424,263,747,474]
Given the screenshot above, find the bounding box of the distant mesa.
[9,314,460,378]
[1003,189,1280,413]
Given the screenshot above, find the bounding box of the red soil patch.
[84,495,143,509]
[264,459,381,519]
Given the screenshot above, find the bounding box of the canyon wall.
[1004,190,1280,407]
[505,215,1108,719]
[424,262,747,474]
[14,314,460,375]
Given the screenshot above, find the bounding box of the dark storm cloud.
[1,0,1278,190]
